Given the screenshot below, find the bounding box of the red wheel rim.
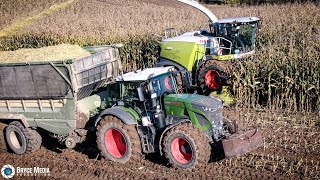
[104,128,127,158]
[205,70,221,90]
[171,137,193,164]
[164,76,172,90]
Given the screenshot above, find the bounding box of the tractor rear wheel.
[5,121,42,154]
[162,123,210,169]
[96,116,142,163]
[0,122,8,153]
[198,60,230,95]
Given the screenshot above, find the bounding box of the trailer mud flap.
[222,128,263,157]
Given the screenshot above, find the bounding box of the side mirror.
[137,86,145,102]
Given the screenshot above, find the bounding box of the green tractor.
[157,0,261,104]
[95,66,263,169]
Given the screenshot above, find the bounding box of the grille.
[191,97,224,135]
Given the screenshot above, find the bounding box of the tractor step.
[222,128,263,157]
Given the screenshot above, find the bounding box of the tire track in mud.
[1,111,318,179]
[0,147,300,180]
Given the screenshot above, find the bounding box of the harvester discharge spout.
[177,0,218,23]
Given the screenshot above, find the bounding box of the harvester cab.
[95,67,263,169]
[209,17,261,56]
[157,0,261,101]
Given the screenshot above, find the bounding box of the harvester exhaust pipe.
[176,0,218,23]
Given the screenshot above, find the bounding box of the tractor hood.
[164,93,221,106]
[189,95,224,135]
[164,94,224,135]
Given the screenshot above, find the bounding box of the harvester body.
[157,0,261,100]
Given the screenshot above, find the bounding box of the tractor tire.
[0,122,8,153]
[5,121,42,154]
[197,60,230,95]
[162,123,211,169]
[173,71,184,93]
[96,116,142,163]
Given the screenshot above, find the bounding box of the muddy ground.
[0,110,319,180]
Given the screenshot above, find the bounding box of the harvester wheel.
[162,123,210,169]
[0,122,8,153]
[164,66,183,93]
[5,121,42,154]
[198,60,230,95]
[174,72,184,93]
[96,116,142,163]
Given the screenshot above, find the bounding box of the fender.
[159,119,190,156]
[0,114,29,127]
[95,106,138,127]
[157,58,187,72]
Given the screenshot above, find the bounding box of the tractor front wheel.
[162,123,211,169]
[198,60,230,95]
[96,116,142,163]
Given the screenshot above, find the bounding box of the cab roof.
[217,17,261,24]
[116,66,174,82]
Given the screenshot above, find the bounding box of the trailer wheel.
[0,123,8,153]
[5,121,42,154]
[96,116,142,163]
[162,123,210,169]
[198,60,230,95]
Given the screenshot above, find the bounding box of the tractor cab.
[116,66,177,101]
[115,67,178,128]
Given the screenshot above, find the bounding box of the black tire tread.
[96,116,142,163]
[7,121,42,154]
[163,123,211,169]
[175,72,184,93]
[197,60,229,95]
[0,122,7,153]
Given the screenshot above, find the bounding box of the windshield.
[119,81,144,101]
[214,21,260,53]
[237,23,258,51]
